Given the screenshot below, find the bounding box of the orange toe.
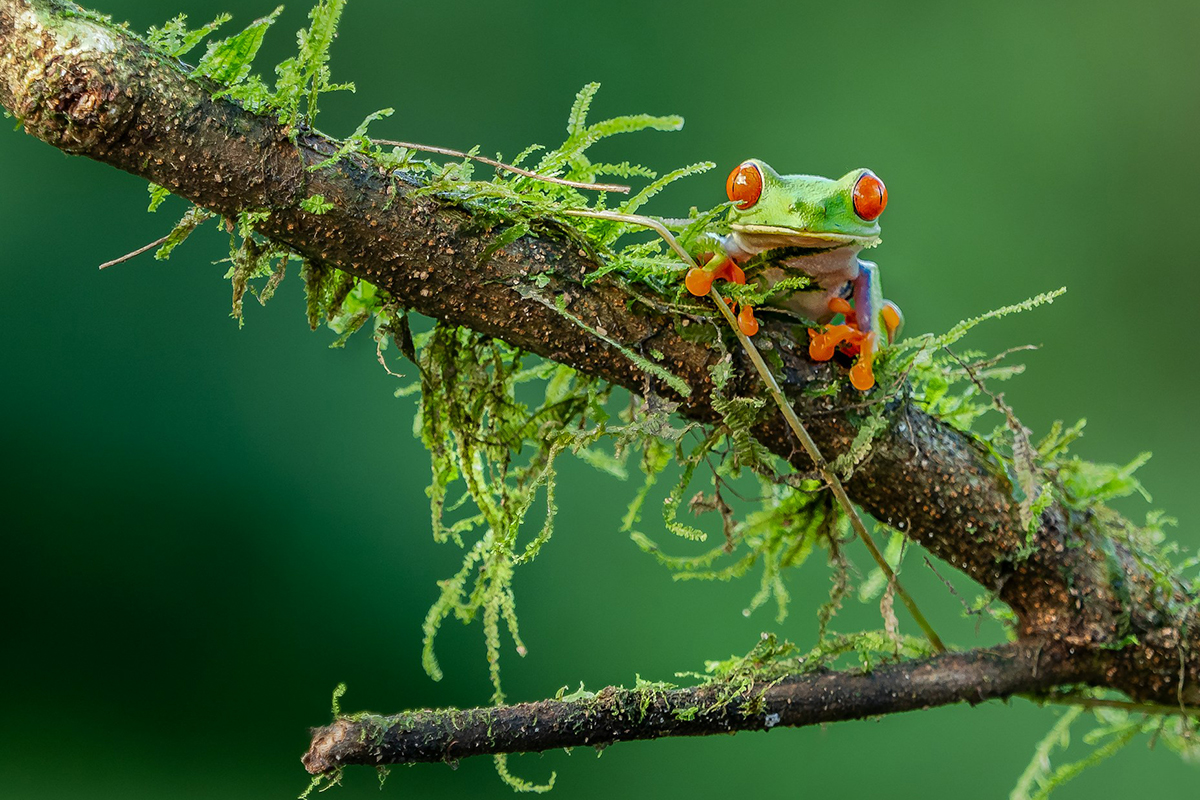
[808,329,836,361]
[849,332,878,391]
[685,267,714,296]
[882,300,903,343]
[849,360,876,391]
[738,305,759,336]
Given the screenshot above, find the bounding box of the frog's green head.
[726,159,887,248]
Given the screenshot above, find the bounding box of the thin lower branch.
[302,641,1073,772]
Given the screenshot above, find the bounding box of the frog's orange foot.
[738,304,759,336]
[809,325,878,391]
[685,257,745,297]
[685,267,714,296]
[849,360,875,391]
[808,324,859,362]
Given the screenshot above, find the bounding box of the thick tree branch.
[3,0,1197,770]
[302,641,1077,771]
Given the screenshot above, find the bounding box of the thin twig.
[97,234,170,270]
[372,139,631,193]
[949,344,1039,374]
[563,209,693,258]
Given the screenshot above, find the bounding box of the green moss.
[300,194,336,214]
[631,675,676,721]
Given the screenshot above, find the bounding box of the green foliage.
[831,409,888,480]
[152,1,352,127]
[695,632,800,711]
[195,8,281,86]
[146,182,170,211]
[530,291,690,397]
[154,206,213,260]
[493,753,555,794]
[299,193,336,214]
[623,345,848,627]
[633,468,845,625]
[857,531,905,602]
[1056,452,1152,509]
[146,12,231,58]
[223,210,303,326]
[413,326,682,706]
[274,0,354,127]
[890,289,1065,433]
[896,287,1066,364]
[329,681,347,717]
[676,628,938,707]
[721,274,811,307]
[384,81,723,296]
[307,107,393,171]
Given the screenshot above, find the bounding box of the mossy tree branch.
[302,642,1076,771]
[2,0,1196,772]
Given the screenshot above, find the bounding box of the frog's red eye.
[727,162,763,210]
[852,171,887,221]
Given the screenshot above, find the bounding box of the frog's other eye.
[852,172,888,221]
[727,162,763,210]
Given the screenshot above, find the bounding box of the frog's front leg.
[853,261,903,344]
[685,253,759,336]
[685,253,741,295]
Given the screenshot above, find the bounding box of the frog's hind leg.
[808,324,860,361]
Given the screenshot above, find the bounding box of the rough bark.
[1,0,1196,772]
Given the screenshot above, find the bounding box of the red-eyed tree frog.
[684,160,903,391]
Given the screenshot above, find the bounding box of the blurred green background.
[3,1,1199,797]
